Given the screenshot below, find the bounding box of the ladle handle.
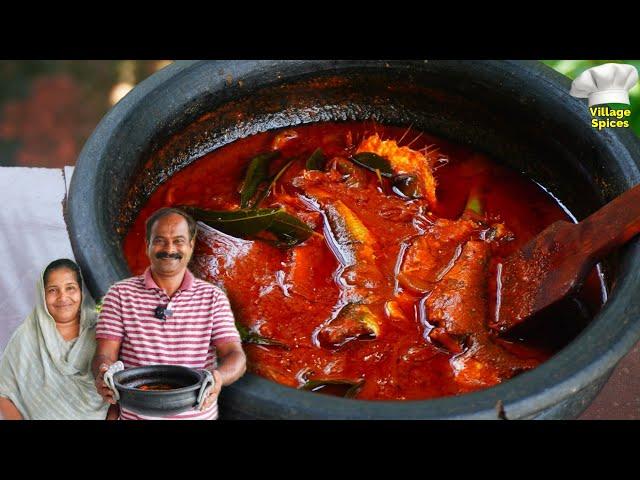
[577,183,640,259]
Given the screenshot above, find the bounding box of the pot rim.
[68,59,640,419]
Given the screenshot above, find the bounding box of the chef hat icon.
[570,63,639,107]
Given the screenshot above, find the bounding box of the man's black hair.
[145,207,197,243]
[43,258,82,290]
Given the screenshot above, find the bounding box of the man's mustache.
[155,252,183,260]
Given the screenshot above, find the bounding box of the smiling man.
[92,207,246,420]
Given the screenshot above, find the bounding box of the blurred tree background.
[0,60,171,167]
[0,60,637,168]
[544,60,640,136]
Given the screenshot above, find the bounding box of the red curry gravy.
[137,384,176,391]
[123,122,605,400]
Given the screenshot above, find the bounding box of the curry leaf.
[182,206,280,236]
[182,206,313,246]
[299,378,365,398]
[465,197,483,215]
[350,152,394,177]
[266,210,314,246]
[236,322,289,349]
[240,151,280,208]
[306,148,326,171]
[252,158,295,208]
[464,185,484,216]
[392,174,421,200]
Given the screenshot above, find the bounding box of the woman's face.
[44,268,82,324]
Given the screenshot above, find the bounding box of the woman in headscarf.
[0,259,111,419]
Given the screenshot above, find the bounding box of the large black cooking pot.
[67,60,640,419]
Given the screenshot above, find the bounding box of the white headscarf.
[0,265,109,419]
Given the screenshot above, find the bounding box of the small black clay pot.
[113,365,209,417]
[68,60,640,419]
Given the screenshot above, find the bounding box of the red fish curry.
[123,122,604,400]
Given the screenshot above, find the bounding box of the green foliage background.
[543,60,640,136]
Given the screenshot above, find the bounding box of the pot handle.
[103,361,125,402]
[196,369,215,410]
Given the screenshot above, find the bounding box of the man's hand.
[199,341,246,412]
[200,370,223,411]
[95,362,117,405]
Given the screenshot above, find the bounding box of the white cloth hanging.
[0,166,81,354]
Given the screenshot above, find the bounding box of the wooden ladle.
[490,183,640,333]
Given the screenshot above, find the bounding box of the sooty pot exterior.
[113,364,205,416]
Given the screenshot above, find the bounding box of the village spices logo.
[569,63,638,131]
[589,106,632,130]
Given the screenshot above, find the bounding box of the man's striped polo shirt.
[96,267,241,420]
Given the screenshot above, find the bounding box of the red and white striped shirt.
[96,267,241,420]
